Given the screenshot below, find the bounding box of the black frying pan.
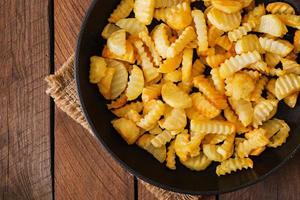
[75,0,300,195]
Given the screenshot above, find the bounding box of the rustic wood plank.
[54,0,135,199]
[220,152,300,200]
[0,0,52,199]
[55,111,134,200]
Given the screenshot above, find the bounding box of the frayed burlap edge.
[45,55,201,200]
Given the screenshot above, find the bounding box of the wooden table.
[1,0,300,199]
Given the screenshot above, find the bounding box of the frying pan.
[75,0,300,195]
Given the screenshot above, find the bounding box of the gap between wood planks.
[48,0,55,198]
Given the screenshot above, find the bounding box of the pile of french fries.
[89,0,300,176]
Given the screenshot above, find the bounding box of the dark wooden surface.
[1,0,300,200]
[0,0,52,199]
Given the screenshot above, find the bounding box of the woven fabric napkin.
[45,55,201,200]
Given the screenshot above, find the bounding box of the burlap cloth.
[45,55,201,200]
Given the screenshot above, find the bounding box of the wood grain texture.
[0,0,52,199]
[220,152,300,200]
[54,0,134,199]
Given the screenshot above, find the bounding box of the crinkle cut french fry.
[267,2,295,15]
[108,59,128,99]
[211,0,243,14]
[134,0,155,25]
[259,37,293,57]
[275,74,300,100]
[109,0,134,23]
[294,30,300,53]
[182,48,193,84]
[216,157,253,176]
[167,26,197,58]
[219,51,261,79]
[116,18,148,36]
[191,93,221,119]
[190,119,236,135]
[192,10,208,52]
[126,65,144,101]
[207,7,242,32]
[193,76,228,109]
[137,134,167,163]
[132,39,159,82]
[162,82,192,109]
[257,15,288,37]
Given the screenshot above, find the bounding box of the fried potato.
[180,153,212,171]
[281,58,300,75]
[208,25,224,47]
[161,108,187,131]
[192,10,208,52]
[229,98,253,127]
[166,141,176,170]
[137,100,165,130]
[132,39,159,82]
[190,119,236,135]
[134,0,155,25]
[112,102,143,117]
[206,53,229,68]
[162,82,192,108]
[151,130,174,148]
[112,118,141,144]
[89,56,107,84]
[207,7,242,32]
[264,52,282,68]
[167,26,197,58]
[137,134,167,162]
[116,18,148,36]
[210,68,225,94]
[260,37,294,57]
[182,48,193,84]
[138,31,162,66]
[158,54,182,73]
[191,93,221,119]
[219,51,261,79]
[243,4,266,24]
[268,120,290,148]
[216,157,253,176]
[235,34,264,54]
[250,76,268,102]
[294,30,300,53]
[142,84,161,102]
[275,74,300,100]
[253,99,278,128]
[284,92,299,108]
[211,0,243,14]
[266,2,295,15]
[257,15,288,37]
[193,75,228,109]
[109,0,134,23]
[102,23,121,39]
[107,94,128,110]
[152,24,171,58]
[126,65,144,100]
[228,21,256,42]
[97,67,115,99]
[276,14,300,29]
[154,2,193,30]
[237,128,269,157]
[231,72,256,100]
[106,59,129,99]
[102,42,136,64]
